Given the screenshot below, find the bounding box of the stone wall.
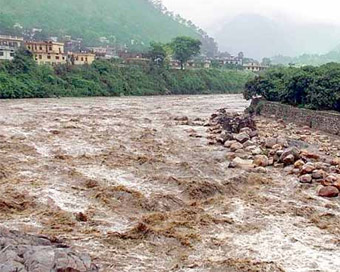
[251,99,340,135]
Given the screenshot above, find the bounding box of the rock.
[272,144,282,150]
[301,163,316,175]
[75,212,88,222]
[0,227,98,271]
[332,180,340,190]
[265,137,277,148]
[255,167,267,173]
[300,150,320,160]
[294,160,305,169]
[331,158,340,166]
[277,137,289,147]
[234,133,250,144]
[254,155,269,167]
[252,147,263,156]
[243,140,255,148]
[217,131,233,144]
[240,127,252,134]
[312,170,326,180]
[274,163,285,168]
[268,157,274,166]
[249,130,258,138]
[224,140,236,148]
[225,152,237,161]
[230,157,254,169]
[279,147,300,163]
[230,142,243,152]
[282,154,295,165]
[318,186,339,198]
[299,174,312,183]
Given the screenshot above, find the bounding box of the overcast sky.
[162,0,340,29]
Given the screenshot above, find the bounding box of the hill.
[0,0,217,54]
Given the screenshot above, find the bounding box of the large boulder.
[317,186,339,198]
[279,147,300,163]
[254,155,269,167]
[234,133,250,144]
[0,227,98,272]
[230,157,254,169]
[230,142,243,152]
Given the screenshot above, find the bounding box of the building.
[68,52,95,65]
[243,62,269,72]
[0,35,24,61]
[25,40,67,65]
[89,46,117,60]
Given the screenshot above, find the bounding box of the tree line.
[0,41,253,99]
[244,63,340,111]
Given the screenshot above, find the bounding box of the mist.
[162,0,340,59]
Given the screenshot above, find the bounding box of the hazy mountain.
[213,14,340,60]
[0,0,210,51]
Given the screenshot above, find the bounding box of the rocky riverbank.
[206,109,340,199]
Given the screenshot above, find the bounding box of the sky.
[162,0,340,29]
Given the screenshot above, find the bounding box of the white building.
[0,35,24,61]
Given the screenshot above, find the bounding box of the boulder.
[234,133,250,144]
[249,130,258,138]
[265,137,277,148]
[282,154,295,165]
[294,160,305,169]
[252,147,263,156]
[312,170,326,180]
[301,163,316,175]
[230,142,243,152]
[318,186,339,198]
[300,150,320,160]
[224,140,236,148]
[279,147,300,163]
[332,180,340,190]
[254,155,269,167]
[299,174,312,184]
[331,158,340,166]
[230,157,254,169]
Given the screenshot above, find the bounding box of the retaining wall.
[251,99,340,135]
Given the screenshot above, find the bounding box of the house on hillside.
[0,35,24,61]
[243,62,268,72]
[68,52,95,65]
[25,40,67,65]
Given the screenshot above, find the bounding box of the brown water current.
[0,94,339,271]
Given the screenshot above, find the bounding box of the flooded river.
[0,94,339,271]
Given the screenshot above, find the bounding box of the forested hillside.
[0,0,217,54]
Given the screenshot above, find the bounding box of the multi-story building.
[243,62,269,72]
[25,40,67,65]
[68,52,95,65]
[0,35,24,61]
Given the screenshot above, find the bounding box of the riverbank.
[0,51,253,99]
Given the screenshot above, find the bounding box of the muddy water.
[0,94,339,272]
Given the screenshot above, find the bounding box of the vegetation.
[243,63,340,111]
[170,37,201,69]
[0,0,217,56]
[0,49,254,99]
[271,48,340,66]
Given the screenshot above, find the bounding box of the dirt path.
[0,94,339,272]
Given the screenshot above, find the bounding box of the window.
[49,46,52,51]
[0,52,3,56]
[85,57,88,61]
[39,46,42,50]
[81,57,84,61]
[10,53,14,57]
[47,55,51,59]
[39,55,42,59]
[28,46,31,49]
[56,56,60,60]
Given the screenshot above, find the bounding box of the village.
[0,34,269,71]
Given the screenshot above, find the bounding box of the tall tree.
[170,36,201,70]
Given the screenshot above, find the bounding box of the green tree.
[170,36,201,70]
[148,42,167,67]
